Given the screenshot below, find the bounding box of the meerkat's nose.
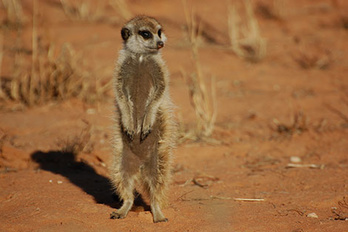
[157,41,164,49]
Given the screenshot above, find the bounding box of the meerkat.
[110,16,176,223]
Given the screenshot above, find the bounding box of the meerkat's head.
[121,16,166,54]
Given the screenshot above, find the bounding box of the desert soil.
[0,0,347,231]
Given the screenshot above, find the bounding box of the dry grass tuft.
[0,0,112,107]
[294,49,332,70]
[180,0,217,142]
[1,35,112,106]
[56,120,94,155]
[60,0,105,22]
[228,0,267,62]
[0,128,6,154]
[60,0,132,23]
[109,0,133,21]
[0,32,4,100]
[256,0,286,21]
[271,111,308,137]
[340,16,348,30]
[332,196,348,220]
[1,0,25,27]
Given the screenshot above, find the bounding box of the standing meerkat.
[110,15,176,223]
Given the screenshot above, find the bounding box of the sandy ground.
[0,0,347,231]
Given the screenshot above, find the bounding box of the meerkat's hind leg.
[151,200,168,223]
[110,199,133,219]
[144,170,169,222]
[110,176,135,219]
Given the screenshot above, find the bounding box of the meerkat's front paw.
[141,128,152,141]
[141,113,155,141]
[121,117,135,141]
[141,121,152,142]
[121,124,135,141]
[126,131,135,141]
[124,129,135,141]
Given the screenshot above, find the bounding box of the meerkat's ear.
[121,27,131,41]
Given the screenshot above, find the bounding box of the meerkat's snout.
[157,41,164,49]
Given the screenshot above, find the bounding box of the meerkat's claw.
[141,129,152,142]
[125,130,134,141]
[154,217,168,223]
[110,211,125,219]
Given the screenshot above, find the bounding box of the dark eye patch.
[139,30,153,39]
[158,29,162,38]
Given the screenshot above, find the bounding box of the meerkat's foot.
[151,202,168,223]
[141,113,155,141]
[110,211,125,219]
[110,200,133,220]
[154,217,168,223]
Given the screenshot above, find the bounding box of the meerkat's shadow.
[31,150,150,211]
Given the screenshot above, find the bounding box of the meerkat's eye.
[139,30,152,39]
[158,29,162,38]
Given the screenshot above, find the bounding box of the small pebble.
[290,156,302,163]
[57,181,63,184]
[307,212,318,218]
[49,180,53,183]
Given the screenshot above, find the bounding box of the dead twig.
[324,103,348,124]
[180,195,232,202]
[286,163,324,169]
[210,195,232,200]
[233,198,265,202]
[177,178,193,187]
[176,190,195,201]
[332,197,348,220]
[192,174,220,189]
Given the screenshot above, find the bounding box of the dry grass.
[228,0,267,62]
[271,111,308,137]
[1,36,112,106]
[60,0,105,22]
[0,128,6,154]
[340,16,348,30]
[56,120,94,155]
[293,49,332,70]
[0,0,112,107]
[256,0,286,21]
[1,0,25,27]
[60,0,132,23]
[0,32,4,100]
[180,0,217,142]
[332,197,348,220]
[109,0,133,21]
